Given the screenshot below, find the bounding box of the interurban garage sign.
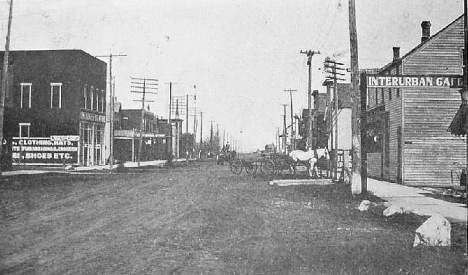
[367,75,464,88]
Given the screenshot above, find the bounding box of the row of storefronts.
[0,49,193,169]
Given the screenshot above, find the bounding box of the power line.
[318,0,342,50]
[131,77,158,166]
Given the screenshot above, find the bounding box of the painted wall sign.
[367,75,464,88]
[12,136,79,164]
[80,111,106,123]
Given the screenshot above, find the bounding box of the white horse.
[289,148,329,177]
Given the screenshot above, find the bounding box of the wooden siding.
[366,16,466,186]
[386,88,403,183]
[366,67,403,182]
[403,87,466,186]
[367,152,382,178]
[403,19,464,75]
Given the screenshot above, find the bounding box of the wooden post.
[348,0,366,196]
[343,150,350,183]
[0,0,13,175]
[360,72,368,193]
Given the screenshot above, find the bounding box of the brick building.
[1,49,107,167]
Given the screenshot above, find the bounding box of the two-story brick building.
[1,49,107,167]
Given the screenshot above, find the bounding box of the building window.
[389,88,392,100]
[381,88,385,103]
[100,90,105,112]
[95,91,99,111]
[83,86,87,109]
[462,48,466,75]
[19,123,30,138]
[20,83,32,108]
[87,86,93,110]
[90,88,94,110]
[50,83,62,108]
[375,89,378,105]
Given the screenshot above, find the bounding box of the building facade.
[2,50,107,167]
[322,82,352,180]
[366,16,466,186]
[113,109,166,162]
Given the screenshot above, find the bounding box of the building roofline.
[1,49,106,64]
[379,14,464,73]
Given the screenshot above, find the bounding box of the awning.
[448,101,468,136]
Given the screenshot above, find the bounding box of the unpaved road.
[0,161,466,275]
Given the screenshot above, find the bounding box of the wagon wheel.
[260,159,275,180]
[244,161,258,175]
[229,159,243,175]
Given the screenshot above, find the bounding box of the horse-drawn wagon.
[227,148,329,180]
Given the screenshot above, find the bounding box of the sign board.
[80,111,106,123]
[367,74,464,88]
[12,136,79,165]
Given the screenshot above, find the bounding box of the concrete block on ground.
[383,205,412,217]
[413,215,451,247]
[357,200,371,211]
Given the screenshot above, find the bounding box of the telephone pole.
[199,111,203,151]
[131,77,157,166]
[348,0,366,196]
[300,50,320,149]
[0,0,14,175]
[167,82,176,162]
[284,89,297,150]
[282,104,288,154]
[324,58,345,180]
[95,53,127,170]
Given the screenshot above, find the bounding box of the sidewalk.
[367,178,467,223]
[271,177,467,223]
[1,159,191,176]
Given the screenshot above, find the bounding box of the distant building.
[157,118,183,159]
[1,50,107,167]
[113,108,165,162]
[322,81,352,180]
[366,16,465,186]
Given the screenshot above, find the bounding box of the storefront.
[79,111,106,166]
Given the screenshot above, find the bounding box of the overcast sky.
[0,0,464,151]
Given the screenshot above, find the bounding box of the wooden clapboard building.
[366,16,466,186]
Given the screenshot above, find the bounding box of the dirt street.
[0,161,466,275]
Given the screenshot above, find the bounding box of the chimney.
[421,21,431,43]
[392,47,400,61]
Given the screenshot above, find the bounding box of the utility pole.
[199,111,203,153]
[167,82,176,163]
[276,127,279,152]
[186,94,189,133]
[324,58,345,180]
[95,53,127,170]
[0,0,13,175]
[131,77,157,166]
[223,130,226,146]
[300,50,320,149]
[282,104,288,154]
[348,0,365,196]
[284,89,297,150]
